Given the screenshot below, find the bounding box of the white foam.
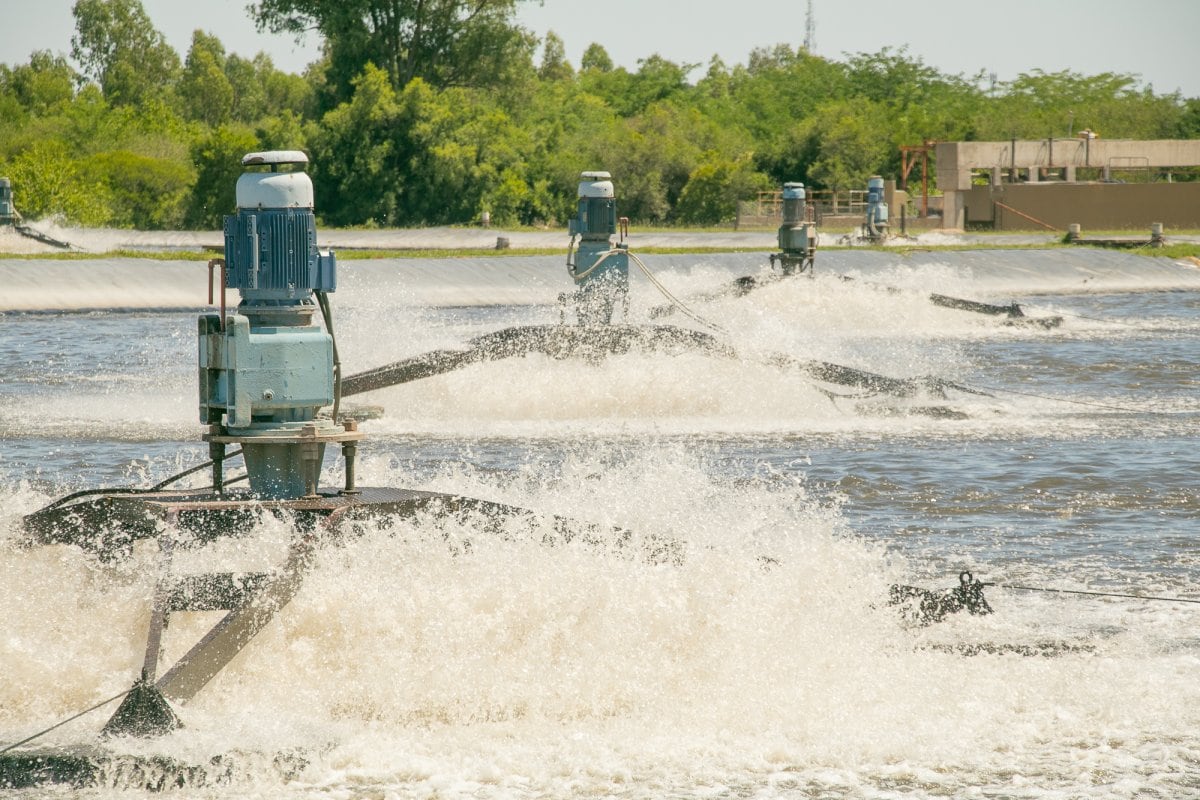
[3,449,1198,796]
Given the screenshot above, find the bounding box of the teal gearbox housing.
[199,315,333,429]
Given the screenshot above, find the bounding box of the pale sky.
[1,0,1197,98]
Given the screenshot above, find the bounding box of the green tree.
[48,84,190,164]
[580,43,613,73]
[843,47,984,150]
[580,54,695,117]
[804,100,891,191]
[480,169,556,226]
[626,55,695,115]
[0,70,27,148]
[735,45,849,131]
[5,51,76,114]
[537,31,573,83]
[307,60,550,227]
[4,21,1194,232]
[225,54,270,123]
[307,63,402,226]
[186,126,260,229]
[400,82,537,225]
[694,56,732,102]
[179,31,234,125]
[71,0,181,106]
[1178,98,1200,138]
[259,54,317,118]
[3,139,112,224]
[255,110,308,152]
[87,150,192,228]
[252,0,537,105]
[512,79,621,224]
[844,47,948,106]
[179,33,315,125]
[674,151,769,224]
[976,70,1181,140]
[48,84,112,153]
[591,102,723,222]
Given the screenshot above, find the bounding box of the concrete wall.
[963,183,1200,230]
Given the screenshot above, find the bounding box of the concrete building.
[936,139,1200,230]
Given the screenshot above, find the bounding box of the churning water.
[2,250,1200,798]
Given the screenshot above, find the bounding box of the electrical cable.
[315,290,342,424]
[625,251,727,335]
[151,449,243,490]
[565,234,578,274]
[570,248,617,283]
[192,472,249,492]
[35,449,247,514]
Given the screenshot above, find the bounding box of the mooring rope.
[995,584,1200,605]
[992,200,1058,232]
[1054,311,1144,328]
[0,686,134,754]
[967,383,1172,414]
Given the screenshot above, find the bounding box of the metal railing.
[752,189,869,218]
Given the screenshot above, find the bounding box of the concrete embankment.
[4,249,1200,313]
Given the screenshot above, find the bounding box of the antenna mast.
[804,0,816,52]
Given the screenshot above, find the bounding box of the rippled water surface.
[2,251,1199,798]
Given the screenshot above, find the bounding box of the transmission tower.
[804,0,816,52]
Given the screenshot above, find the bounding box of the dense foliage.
[0,0,1195,230]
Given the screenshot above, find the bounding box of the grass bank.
[2,236,1198,261]
[0,245,780,261]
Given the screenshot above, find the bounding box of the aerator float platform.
[4,155,994,791]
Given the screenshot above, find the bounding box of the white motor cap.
[236,171,314,209]
[236,150,314,209]
[578,171,614,199]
